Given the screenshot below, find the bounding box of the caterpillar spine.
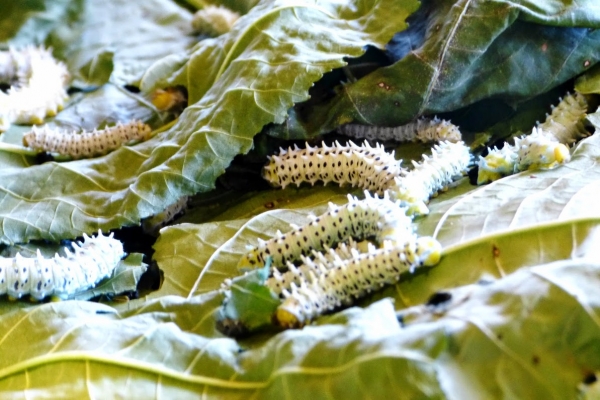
[0,230,125,300]
[237,192,413,270]
[337,117,462,143]
[275,236,442,328]
[23,120,152,159]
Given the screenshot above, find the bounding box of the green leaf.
[2,258,600,397]
[76,49,114,86]
[575,63,600,94]
[53,83,160,130]
[0,0,195,86]
[0,0,71,45]
[218,265,280,336]
[397,259,600,398]
[0,0,416,245]
[72,253,147,301]
[48,0,195,86]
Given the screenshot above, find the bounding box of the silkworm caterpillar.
[337,117,462,143]
[514,127,571,170]
[0,46,69,131]
[22,120,152,159]
[0,230,125,300]
[477,128,570,185]
[387,141,472,215]
[262,140,405,194]
[476,144,518,184]
[537,92,589,144]
[477,92,587,185]
[265,238,365,296]
[237,192,413,270]
[192,5,240,37]
[142,196,189,236]
[275,236,442,328]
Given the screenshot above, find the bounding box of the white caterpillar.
[262,140,404,194]
[192,5,240,37]
[537,92,589,144]
[387,141,472,215]
[265,238,365,296]
[262,140,470,216]
[0,46,69,131]
[0,230,125,300]
[477,128,571,185]
[142,196,189,236]
[337,117,462,143]
[275,236,442,328]
[477,92,587,185]
[23,120,152,158]
[237,192,413,270]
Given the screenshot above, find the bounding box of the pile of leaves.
[2,0,600,397]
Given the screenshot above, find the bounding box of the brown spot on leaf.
[492,245,500,258]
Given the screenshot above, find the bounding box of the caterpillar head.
[275,295,306,329]
[553,143,571,164]
[415,236,442,267]
[515,129,571,171]
[261,158,282,187]
[477,147,518,185]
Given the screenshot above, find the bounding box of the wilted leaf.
[276,0,600,137]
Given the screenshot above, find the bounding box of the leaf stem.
[150,119,177,138]
[0,141,37,156]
